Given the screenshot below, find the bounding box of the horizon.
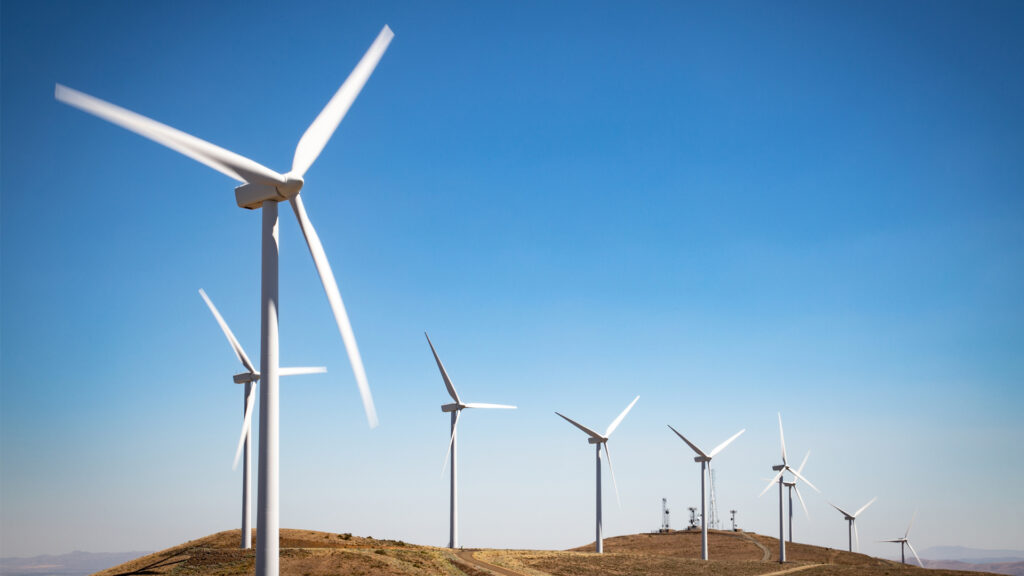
[2,0,1023,563]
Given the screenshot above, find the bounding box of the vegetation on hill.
[90,528,1001,576]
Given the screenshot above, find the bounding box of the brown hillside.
[478,530,1001,576]
[91,528,1002,576]
[89,529,464,576]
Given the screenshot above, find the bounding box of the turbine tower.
[829,497,877,552]
[759,413,819,563]
[425,333,516,549]
[782,451,811,543]
[57,26,394,576]
[198,289,325,549]
[667,425,744,560]
[556,396,639,553]
[881,512,923,567]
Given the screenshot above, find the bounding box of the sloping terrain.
[477,530,1001,576]
[89,530,464,576]
[91,528,1002,576]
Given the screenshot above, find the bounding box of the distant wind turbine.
[829,497,877,552]
[198,289,325,549]
[880,511,923,567]
[556,396,639,554]
[759,413,820,563]
[425,333,516,549]
[667,425,745,560]
[782,451,812,543]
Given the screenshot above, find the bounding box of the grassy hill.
[90,528,999,576]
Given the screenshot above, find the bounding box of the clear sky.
[2,0,1023,562]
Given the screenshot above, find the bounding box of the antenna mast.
[660,498,671,532]
[730,509,738,531]
[688,506,698,530]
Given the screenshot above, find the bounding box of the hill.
[0,551,151,576]
[90,528,1003,576]
[922,560,1024,576]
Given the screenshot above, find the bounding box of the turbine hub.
[277,176,304,198]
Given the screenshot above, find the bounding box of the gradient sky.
[2,0,1023,562]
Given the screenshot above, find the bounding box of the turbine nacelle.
[235,177,305,210]
[234,372,259,384]
[441,402,463,413]
[588,436,608,445]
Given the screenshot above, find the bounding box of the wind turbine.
[198,288,326,549]
[425,332,516,549]
[782,451,811,543]
[667,425,745,560]
[57,25,394,576]
[759,413,819,563]
[829,497,877,552]
[556,396,639,554]
[881,511,923,567]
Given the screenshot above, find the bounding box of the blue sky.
[2,0,1023,561]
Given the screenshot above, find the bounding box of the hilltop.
[89,528,1001,576]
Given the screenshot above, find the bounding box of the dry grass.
[477,549,774,576]
[477,530,998,576]
[91,528,1001,576]
[90,529,466,576]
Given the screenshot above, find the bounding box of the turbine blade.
[440,409,460,475]
[666,424,708,458]
[778,413,788,465]
[796,450,810,475]
[232,383,257,470]
[605,395,639,437]
[906,540,923,567]
[56,84,285,187]
[854,496,877,518]
[279,366,328,376]
[708,428,746,458]
[555,412,603,440]
[291,25,394,177]
[198,289,255,374]
[787,465,820,493]
[905,509,917,539]
[463,402,516,409]
[759,469,785,497]
[794,485,810,519]
[289,195,377,428]
[854,521,860,552]
[829,502,854,518]
[424,332,460,403]
[604,442,621,508]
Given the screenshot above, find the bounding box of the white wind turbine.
[829,497,877,553]
[667,425,745,560]
[759,413,820,563]
[425,333,516,549]
[782,451,812,543]
[880,511,923,567]
[556,396,639,554]
[198,288,325,549]
[57,25,394,576]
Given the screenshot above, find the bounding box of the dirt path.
[455,550,534,576]
[757,563,823,576]
[735,531,771,562]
